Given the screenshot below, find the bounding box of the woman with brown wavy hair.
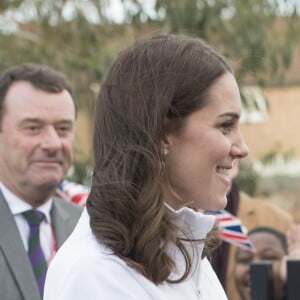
[45,34,248,299]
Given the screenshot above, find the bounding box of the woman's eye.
[220,121,234,134]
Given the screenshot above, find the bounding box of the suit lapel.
[0,191,41,300]
[51,198,72,248]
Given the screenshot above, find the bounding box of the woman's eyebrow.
[218,112,240,119]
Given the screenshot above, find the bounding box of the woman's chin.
[207,195,228,211]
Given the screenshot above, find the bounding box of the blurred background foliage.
[236,160,260,196]
[1,0,300,183]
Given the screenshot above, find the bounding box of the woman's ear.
[161,130,177,157]
[161,117,174,156]
[163,146,169,157]
[161,136,169,157]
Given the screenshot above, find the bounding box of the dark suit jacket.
[0,191,82,300]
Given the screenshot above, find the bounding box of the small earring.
[160,149,168,171]
[163,149,168,157]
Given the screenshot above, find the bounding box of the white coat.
[44,206,228,300]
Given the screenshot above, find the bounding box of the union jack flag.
[205,210,255,252]
[56,180,89,207]
[56,181,255,252]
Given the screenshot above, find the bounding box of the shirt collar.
[164,202,215,239]
[0,182,53,224]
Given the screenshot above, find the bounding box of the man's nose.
[40,127,62,152]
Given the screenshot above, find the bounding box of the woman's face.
[234,232,286,300]
[164,72,248,210]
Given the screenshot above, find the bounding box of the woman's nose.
[231,133,249,159]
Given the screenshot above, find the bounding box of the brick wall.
[241,85,300,160]
[241,85,300,221]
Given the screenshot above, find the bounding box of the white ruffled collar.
[164,203,216,240]
[163,203,216,285]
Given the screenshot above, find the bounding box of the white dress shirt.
[0,182,54,262]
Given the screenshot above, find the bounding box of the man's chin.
[32,175,63,190]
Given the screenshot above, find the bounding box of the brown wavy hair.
[87,34,232,284]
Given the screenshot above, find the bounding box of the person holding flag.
[212,160,293,300]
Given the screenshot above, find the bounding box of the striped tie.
[22,210,47,296]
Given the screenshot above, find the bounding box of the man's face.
[0,81,75,205]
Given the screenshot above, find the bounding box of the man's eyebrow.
[19,118,42,124]
[55,120,74,124]
[55,120,75,129]
[18,118,74,125]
